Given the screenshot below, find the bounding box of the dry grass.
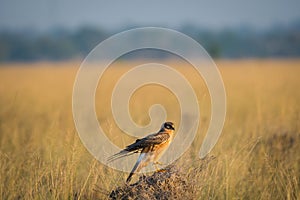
[0,59,300,199]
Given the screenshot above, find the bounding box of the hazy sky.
[0,0,299,31]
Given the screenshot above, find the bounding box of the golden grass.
[0,59,299,199]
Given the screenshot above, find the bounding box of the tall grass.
[0,60,299,199]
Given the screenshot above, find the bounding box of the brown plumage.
[108,122,175,183]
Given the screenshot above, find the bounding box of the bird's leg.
[154,163,160,172]
[154,161,164,166]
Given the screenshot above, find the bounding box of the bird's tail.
[126,172,135,183]
[126,161,140,183]
[126,153,145,183]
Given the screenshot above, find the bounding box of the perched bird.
[108,122,175,183]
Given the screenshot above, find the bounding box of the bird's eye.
[164,122,174,130]
[165,124,173,129]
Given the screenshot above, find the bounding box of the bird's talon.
[156,169,167,173]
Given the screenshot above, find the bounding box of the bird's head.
[161,121,175,132]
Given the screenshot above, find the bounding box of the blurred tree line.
[0,23,299,62]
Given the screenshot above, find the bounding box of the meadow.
[0,59,299,199]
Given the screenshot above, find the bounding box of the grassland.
[0,59,299,199]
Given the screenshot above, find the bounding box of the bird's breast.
[151,138,171,152]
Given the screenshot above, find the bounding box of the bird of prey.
[108,121,175,183]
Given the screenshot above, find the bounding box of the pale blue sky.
[0,0,299,31]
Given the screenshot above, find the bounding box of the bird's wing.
[124,132,170,152]
[107,132,170,162]
[137,132,170,146]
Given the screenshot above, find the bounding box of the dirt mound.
[109,165,191,200]
[109,156,215,200]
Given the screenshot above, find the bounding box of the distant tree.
[0,23,300,62]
